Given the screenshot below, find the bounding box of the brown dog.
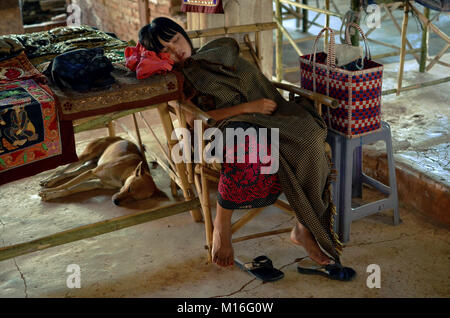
[39,136,166,205]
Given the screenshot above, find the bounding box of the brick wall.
[0,0,24,35]
[72,0,185,42]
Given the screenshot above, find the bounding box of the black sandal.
[297,257,356,282]
[235,255,285,282]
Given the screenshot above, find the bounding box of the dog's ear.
[135,161,144,177]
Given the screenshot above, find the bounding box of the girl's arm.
[184,98,277,127]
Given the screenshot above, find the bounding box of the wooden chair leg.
[106,121,115,136]
[157,103,203,222]
[195,168,214,263]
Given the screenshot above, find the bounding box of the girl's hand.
[244,98,277,115]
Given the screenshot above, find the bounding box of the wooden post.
[397,1,409,96]
[419,6,430,73]
[302,0,308,32]
[138,0,150,27]
[350,0,360,46]
[324,0,330,50]
[157,103,203,222]
[275,0,283,82]
[106,121,115,137]
[0,199,201,262]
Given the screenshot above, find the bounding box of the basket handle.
[309,27,336,94]
[345,22,372,61]
[309,27,336,68]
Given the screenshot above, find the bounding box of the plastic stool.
[326,121,401,242]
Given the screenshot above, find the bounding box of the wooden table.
[0,65,204,263]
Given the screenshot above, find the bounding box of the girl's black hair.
[138,17,194,53]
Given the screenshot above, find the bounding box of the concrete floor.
[0,129,448,297]
[1,2,449,298]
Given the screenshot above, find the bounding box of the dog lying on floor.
[39,136,167,205]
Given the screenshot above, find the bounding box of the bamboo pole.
[409,3,450,45]
[274,16,304,57]
[174,104,194,184]
[324,0,330,51]
[426,43,449,72]
[106,121,115,137]
[200,167,214,262]
[275,0,283,82]
[350,0,360,46]
[280,3,303,22]
[279,0,342,18]
[138,112,178,174]
[231,207,265,234]
[367,38,401,50]
[271,81,339,108]
[274,199,295,215]
[302,0,309,32]
[232,228,292,243]
[157,103,203,222]
[383,3,420,63]
[420,6,430,72]
[186,22,277,39]
[132,113,146,162]
[193,171,213,263]
[175,101,216,127]
[382,76,450,96]
[372,48,420,60]
[397,1,410,96]
[0,199,201,262]
[282,33,325,46]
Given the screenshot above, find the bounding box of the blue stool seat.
[326,121,401,242]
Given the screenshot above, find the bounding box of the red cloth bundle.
[124,42,174,80]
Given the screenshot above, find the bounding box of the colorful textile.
[125,42,174,80]
[0,52,43,84]
[0,54,77,186]
[3,26,131,68]
[217,121,282,210]
[181,0,224,14]
[0,79,77,185]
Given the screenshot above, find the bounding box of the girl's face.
[158,32,192,63]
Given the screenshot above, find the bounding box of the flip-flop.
[297,257,356,282]
[234,255,285,282]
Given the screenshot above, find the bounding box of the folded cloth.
[124,42,174,80]
[44,47,115,92]
[0,37,25,61]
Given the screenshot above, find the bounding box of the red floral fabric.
[217,122,282,210]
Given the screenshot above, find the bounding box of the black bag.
[45,48,115,92]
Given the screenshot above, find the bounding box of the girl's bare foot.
[211,204,234,267]
[290,221,330,266]
[211,221,234,267]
